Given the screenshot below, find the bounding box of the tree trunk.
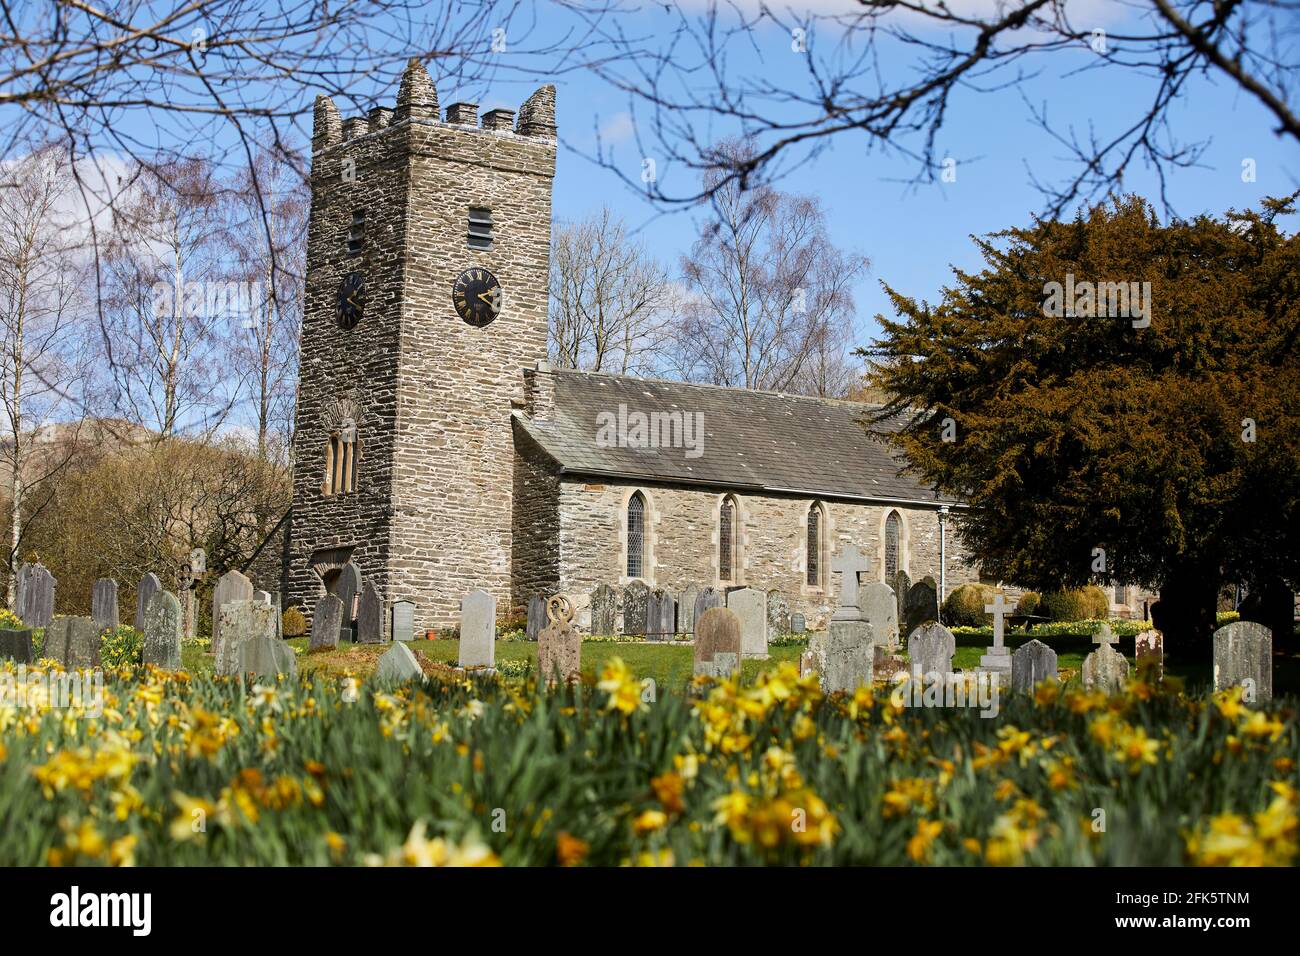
[1152,561,1220,664]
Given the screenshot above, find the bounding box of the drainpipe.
[938,505,949,613]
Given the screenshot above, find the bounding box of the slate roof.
[513,368,962,507]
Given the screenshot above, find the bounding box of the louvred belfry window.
[627,492,645,578]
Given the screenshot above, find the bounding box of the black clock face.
[336,272,365,330]
[452,268,502,327]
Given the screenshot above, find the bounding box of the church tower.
[288,61,556,631]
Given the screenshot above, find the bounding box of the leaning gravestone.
[907,622,955,679]
[812,618,874,693]
[1213,620,1272,703]
[1011,639,1058,693]
[903,577,939,635]
[694,586,723,627]
[538,595,581,684]
[590,584,618,636]
[860,581,899,650]
[766,590,790,641]
[459,590,496,669]
[135,572,161,632]
[375,641,424,684]
[142,591,183,669]
[215,599,278,676]
[391,600,415,644]
[309,594,343,651]
[678,583,700,634]
[623,580,649,636]
[211,569,254,663]
[91,578,119,632]
[693,607,742,679]
[525,595,546,642]
[0,628,34,664]
[334,561,363,642]
[1135,628,1164,681]
[355,581,384,643]
[236,636,297,680]
[727,587,768,659]
[45,617,99,668]
[21,563,55,629]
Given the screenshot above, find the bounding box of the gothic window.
[468,207,493,250]
[347,210,365,256]
[626,492,646,578]
[323,420,359,496]
[719,496,737,582]
[884,510,901,580]
[1114,584,1129,606]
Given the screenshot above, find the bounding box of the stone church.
[285,60,988,636]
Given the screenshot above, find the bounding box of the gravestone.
[726,587,768,659]
[215,600,279,676]
[903,576,938,634]
[693,586,723,627]
[813,619,874,693]
[91,578,119,632]
[309,594,344,651]
[333,561,363,642]
[0,628,34,664]
[979,592,1014,676]
[647,590,675,641]
[1011,639,1058,693]
[831,544,871,621]
[623,580,649,636]
[459,590,496,669]
[236,636,297,680]
[645,589,663,641]
[375,641,424,684]
[790,612,806,634]
[1213,620,1272,703]
[135,572,161,632]
[860,582,899,650]
[1135,628,1164,681]
[678,583,700,634]
[14,563,29,618]
[893,570,911,626]
[590,584,618,636]
[211,569,254,663]
[253,590,272,604]
[355,581,384,643]
[693,607,742,679]
[1081,625,1129,694]
[391,600,415,644]
[142,591,183,669]
[21,563,55,629]
[526,595,546,642]
[766,590,790,640]
[874,644,909,681]
[907,622,955,679]
[45,617,99,668]
[538,595,582,684]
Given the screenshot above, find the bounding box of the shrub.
[1016,591,1041,616]
[282,607,307,638]
[941,583,995,626]
[1040,586,1110,622]
[100,625,143,668]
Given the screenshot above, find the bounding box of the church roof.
[513,368,962,507]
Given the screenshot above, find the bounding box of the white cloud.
[598,111,637,145]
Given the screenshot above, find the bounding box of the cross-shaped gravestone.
[979,592,1014,675]
[984,593,1013,652]
[831,544,872,621]
[1092,623,1118,648]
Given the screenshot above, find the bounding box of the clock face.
[452,267,502,327]
[335,272,365,330]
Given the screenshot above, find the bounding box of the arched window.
[884,510,901,580]
[807,503,823,586]
[626,492,646,578]
[719,496,736,581]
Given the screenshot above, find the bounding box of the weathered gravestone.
[253,590,272,604]
[215,600,279,676]
[236,636,297,680]
[1213,620,1272,703]
[678,584,700,634]
[45,617,99,668]
[1135,628,1164,681]
[142,591,183,669]
[1011,639,1058,693]
[590,584,618,636]
[623,580,649,636]
[375,641,424,684]
[790,612,806,634]
[874,644,909,681]
[538,595,581,684]
[907,622,955,679]
[310,594,344,651]
[831,544,871,621]
[391,600,415,644]
[0,628,34,664]
[645,589,663,641]
[355,581,384,643]
[766,590,790,641]
[903,576,939,635]
[727,587,768,659]
[1082,625,1129,694]
[211,569,254,663]
[808,619,874,693]
[14,563,30,619]
[893,570,911,627]
[135,572,161,632]
[647,590,675,641]
[979,592,1014,677]
[91,578,119,632]
[693,586,723,627]
[860,581,899,650]
[525,595,546,642]
[459,590,496,669]
[693,607,742,679]
[333,561,363,642]
[21,563,55,629]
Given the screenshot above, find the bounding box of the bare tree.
[674,141,868,394]
[0,144,91,606]
[549,207,676,375]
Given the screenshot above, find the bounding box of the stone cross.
[984,593,1013,652]
[831,544,871,621]
[1092,623,1119,647]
